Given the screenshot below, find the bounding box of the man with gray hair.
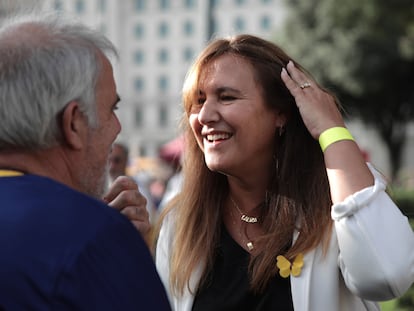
[0,11,170,310]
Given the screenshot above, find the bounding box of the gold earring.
[278,126,285,137]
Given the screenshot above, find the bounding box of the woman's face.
[189,54,282,178]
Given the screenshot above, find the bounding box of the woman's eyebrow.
[216,86,241,94]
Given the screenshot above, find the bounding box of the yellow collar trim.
[0,169,24,177]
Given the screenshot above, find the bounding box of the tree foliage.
[276,0,414,179]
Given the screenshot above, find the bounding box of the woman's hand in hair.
[281,61,344,140]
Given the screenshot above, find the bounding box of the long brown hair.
[154,34,333,295]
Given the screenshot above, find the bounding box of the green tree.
[277,0,414,180]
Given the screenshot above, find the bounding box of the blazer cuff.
[331,163,387,221]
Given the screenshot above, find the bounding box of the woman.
[154,34,414,310]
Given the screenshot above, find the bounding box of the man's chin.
[80,170,108,200]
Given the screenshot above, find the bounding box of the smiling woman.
[188,54,281,177]
[153,34,414,311]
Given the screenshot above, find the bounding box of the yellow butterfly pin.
[276,253,304,278]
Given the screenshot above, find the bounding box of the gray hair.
[0,11,118,150]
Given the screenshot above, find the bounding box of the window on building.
[183,47,194,61]
[54,0,63,10]
[158,21,169,38]
[75,0,85,13]
[260,15,271,30]
[184,0,196,8]
[135,106,143,128]
[183,20,194,36]
[234,17,245,32]
[235,0,246,5]
[158,76,169,92]
[159,0,170,10]
[158,48,169,64]
[138,145,147,157]
[134,50,144,64]
[210,18,218,35]
[134,24,144,39]
[211,0,220,6]
[97,0,106,12]
[158,105,168,127]
[134,77,145,92]
[261,0,272,3]
[135,0,146,11]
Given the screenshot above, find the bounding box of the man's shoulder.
[0,176,171,310]
[1,174,113,215]
[0,173,133,250]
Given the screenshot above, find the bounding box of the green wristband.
[318,127,354,152]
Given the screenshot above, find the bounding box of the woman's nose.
[198,99,220,125]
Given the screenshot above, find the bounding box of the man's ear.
[61,101,87,150]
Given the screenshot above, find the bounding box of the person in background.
[109,141,157,227]
[158,135,184,213]
[108,142,130,182]
[154,34,414,310]
[0,11,170,310]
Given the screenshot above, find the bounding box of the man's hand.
[103,176,151,236]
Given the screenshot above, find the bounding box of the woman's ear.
[60,101,87,150]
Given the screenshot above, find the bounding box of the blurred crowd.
[107,138,183,225]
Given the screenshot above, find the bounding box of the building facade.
[2,0,412,180]
[38,0,287,157]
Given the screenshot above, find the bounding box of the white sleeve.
[155,213,201,311]
[332,164,414,301]
[155,213,175,307]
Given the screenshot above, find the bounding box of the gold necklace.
[229,202,255,252]
[244,225,255,251]
[230,196,258,223]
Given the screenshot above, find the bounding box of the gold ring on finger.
[300,82,311,89]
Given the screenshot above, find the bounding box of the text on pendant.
[241,214,258,223]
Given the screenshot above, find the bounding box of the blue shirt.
[0,174,171,310]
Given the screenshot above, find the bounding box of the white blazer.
[156,166,414,311]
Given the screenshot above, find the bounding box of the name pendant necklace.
[230,196,259,251]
